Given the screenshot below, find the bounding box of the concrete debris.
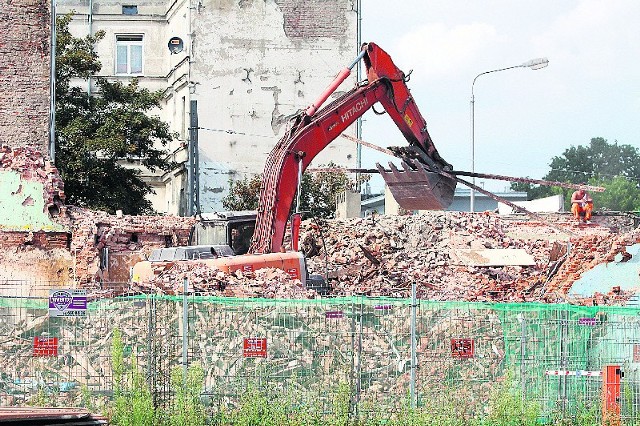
[137,262,318,299]
[300,212,640,304]
[65,206,196,284]
[124,211,639,304]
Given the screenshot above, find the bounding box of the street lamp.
[469,57,549,212]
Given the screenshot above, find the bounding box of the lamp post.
[469,57,549,212]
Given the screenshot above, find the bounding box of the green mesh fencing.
[1,291,640,422]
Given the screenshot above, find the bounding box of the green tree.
[55,14,176,214]
[591,176,640,212]
[511,137,640,211]
[221,174,263,211]
[298,167,352,219]
[509,180,560,201]
[222,164,355,219]
[545,137,640,183]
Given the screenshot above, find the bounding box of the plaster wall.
[192,0,358,211]
[0,170,65,232]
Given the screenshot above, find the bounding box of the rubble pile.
[66,206,196,283]
[4,145,638,304]
[139,262,317,299]
[298,212,640,304]
[129,210,640,304]
[546,228,640,305]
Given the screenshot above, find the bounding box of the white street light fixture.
[521,57,549,70]
[469,57,549,212]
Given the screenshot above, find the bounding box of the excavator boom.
[249,42,456,254]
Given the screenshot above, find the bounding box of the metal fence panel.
[1,281,640,422]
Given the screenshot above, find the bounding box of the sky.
[357,0,640,193]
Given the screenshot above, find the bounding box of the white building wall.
[192,0,358,212]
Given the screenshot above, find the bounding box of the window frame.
[115,34,144,76]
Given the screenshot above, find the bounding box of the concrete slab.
[450,249,536,266]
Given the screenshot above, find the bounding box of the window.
[122,5,138,15]
[115,35,143,75]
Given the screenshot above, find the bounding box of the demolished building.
[1,145,638,305]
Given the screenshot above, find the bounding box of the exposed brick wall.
[0,231,69,249]
[275,0,351,39]
[67,207,196,284]
[0,145,195,285]
[0,0,51,155]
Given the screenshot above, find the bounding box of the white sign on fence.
[49,289,87,317]
[545,370,601,377]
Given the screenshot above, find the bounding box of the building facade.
[57,0,360,215]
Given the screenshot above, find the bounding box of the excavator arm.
[249,42,456,254]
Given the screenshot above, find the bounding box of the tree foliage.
[55,14,176,214]
[511,137,640,211]
[591,176,640,212]
[221,174,263,211]
[298,167,352,218]
[222,165,354,219]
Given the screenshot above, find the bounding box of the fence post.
[520,313,526,405]
[147,295,156,405]
[350,298,357,418]
[355,297,364,413]
[559,308,569,416]
[410,281,417,409]
[182,277,189,382]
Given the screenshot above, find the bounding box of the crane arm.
[249,42,454,254]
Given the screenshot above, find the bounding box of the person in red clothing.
[571,188,593,224]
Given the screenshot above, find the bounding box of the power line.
[197,127,273,139]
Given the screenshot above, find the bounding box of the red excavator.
[131,42,455,288]
[250,42,455,255]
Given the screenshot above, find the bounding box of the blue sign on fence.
[49,289,87,317]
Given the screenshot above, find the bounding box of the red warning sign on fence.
[33,337,58,357]
[451,338,474,359]
[243,338,267,358]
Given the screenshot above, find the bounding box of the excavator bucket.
[376,160,456,210]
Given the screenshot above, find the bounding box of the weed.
[108,328,156,426]
[480,373,540,426]
[167,363,206,426]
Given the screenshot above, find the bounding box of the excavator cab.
[191,211,257,255]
